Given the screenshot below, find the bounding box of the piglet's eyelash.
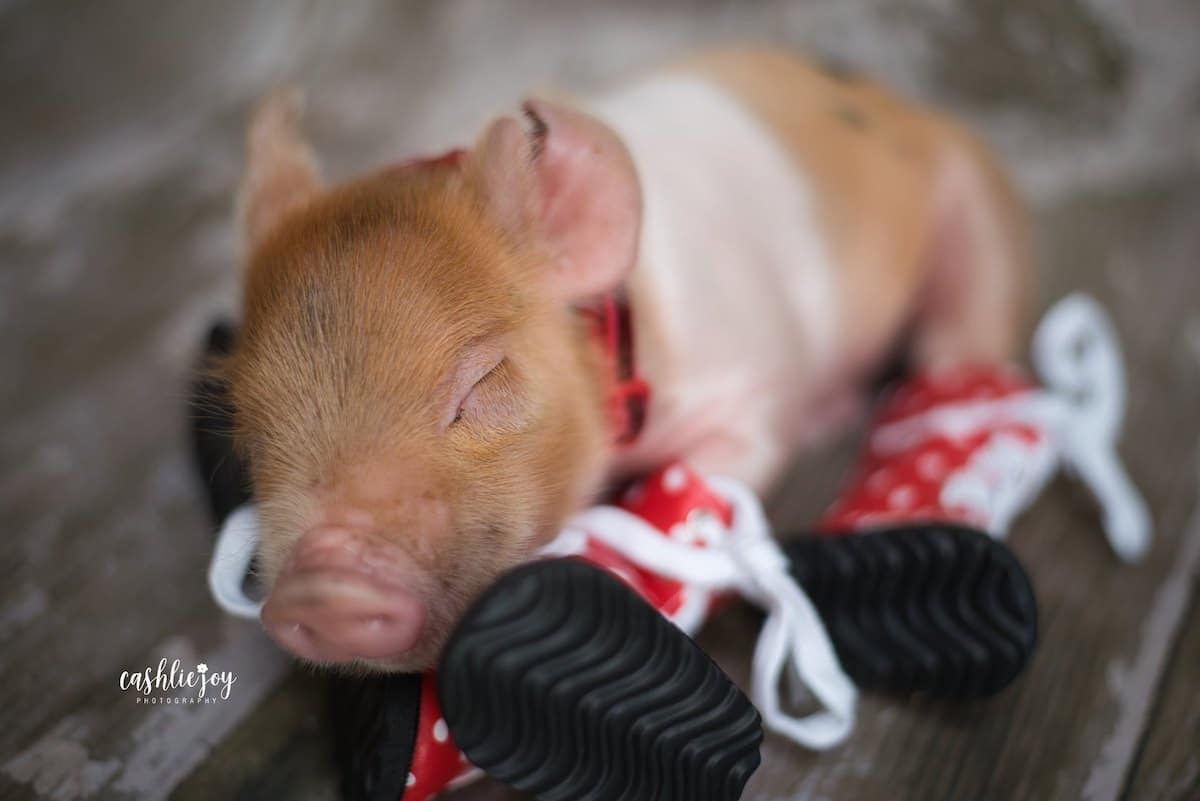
[451,359,507,424]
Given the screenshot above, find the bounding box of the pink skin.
[261,527,427,665]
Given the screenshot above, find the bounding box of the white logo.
[119,659,237,704]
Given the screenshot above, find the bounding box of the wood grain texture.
[1121,593,1200,800]
[2,2,1199,801]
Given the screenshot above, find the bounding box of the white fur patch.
[588,76,840,486]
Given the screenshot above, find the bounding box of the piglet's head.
[226,90,641,672]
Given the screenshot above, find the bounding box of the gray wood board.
[4,2,1200,800]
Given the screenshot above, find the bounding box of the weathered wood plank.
[167,671,338,801]
[3,1,1200,801]
[1120,587,1200,799]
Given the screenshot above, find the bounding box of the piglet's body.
[228,48,1029,672]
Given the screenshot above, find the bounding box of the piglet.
[226,48,1029,672]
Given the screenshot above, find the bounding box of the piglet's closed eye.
[442,340,505,428]
[454,359,528,432]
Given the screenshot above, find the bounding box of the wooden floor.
[2,2,1198,800]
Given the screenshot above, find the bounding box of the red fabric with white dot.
[819,365,1045,533]
[399,462,732,801]
[573,463,732,622]
[402,675,466,801]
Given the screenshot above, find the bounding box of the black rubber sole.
[785,523,1038,699]
[439,558,763,801]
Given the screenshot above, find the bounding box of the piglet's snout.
[261,527,426,665]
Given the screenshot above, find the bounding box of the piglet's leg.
[911,125,1031,369]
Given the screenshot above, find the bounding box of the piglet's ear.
[237,88,321,258]
[471,98,641,303]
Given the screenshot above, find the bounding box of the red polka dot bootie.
[820,296,1149,554]
[788,294,1151,696]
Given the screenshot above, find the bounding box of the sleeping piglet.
[227,48,1029,672]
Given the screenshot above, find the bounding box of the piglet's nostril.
[262,571,426,665]
[260,526,428,665]
[264,592,426,664]
[263,618,322,663]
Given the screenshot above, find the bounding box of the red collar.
[579,292,650,446]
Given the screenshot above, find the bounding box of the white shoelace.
[1031,294,1151,561]
[208,505,263,620]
